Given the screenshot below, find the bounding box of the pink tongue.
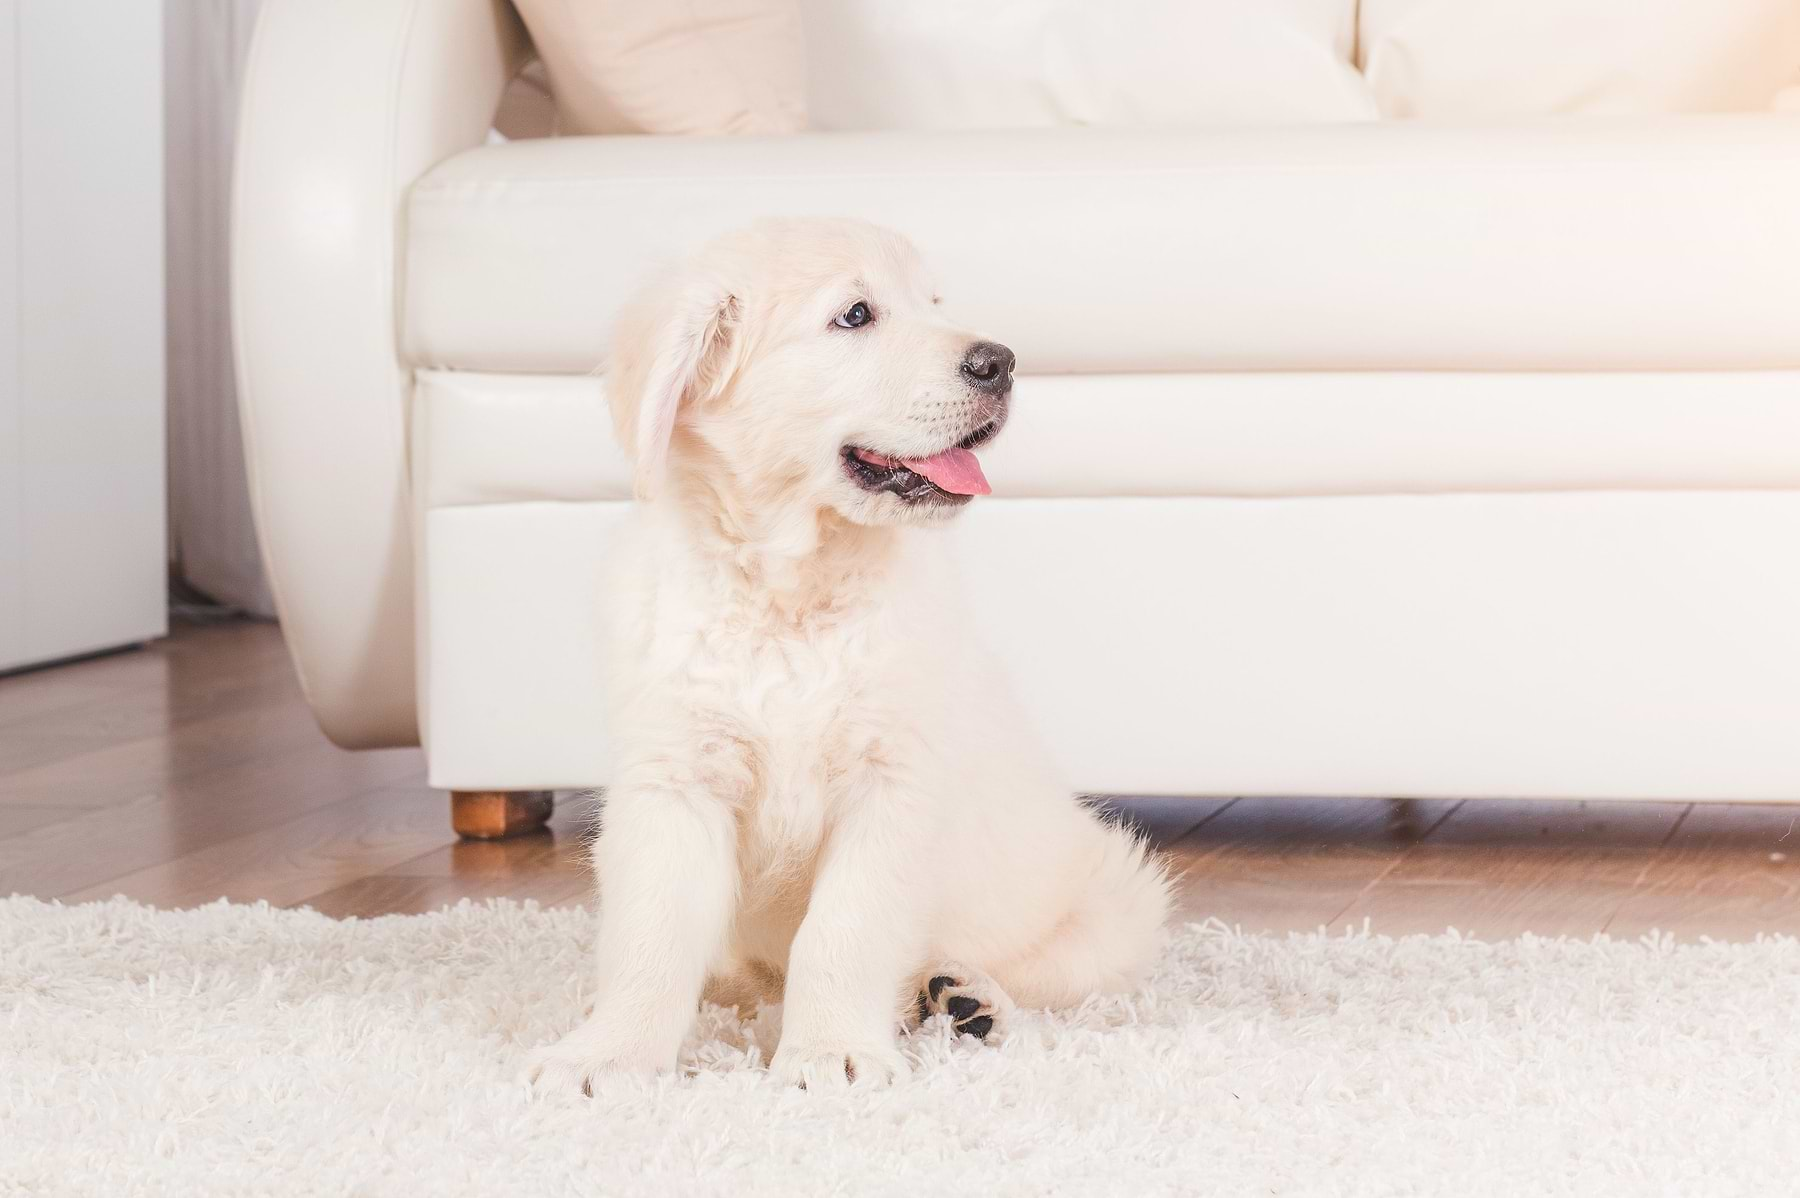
[901,447,990,496]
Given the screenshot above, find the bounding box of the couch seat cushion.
[415,370,1800,504]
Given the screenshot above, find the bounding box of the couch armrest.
[232,0,530,748]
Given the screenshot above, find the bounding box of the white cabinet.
[0,1,166,671]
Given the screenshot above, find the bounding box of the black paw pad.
[959,1015,995,1041]
[946,995,980,1021]
[927,975,957,1002]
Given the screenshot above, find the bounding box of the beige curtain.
[164,0,274,615]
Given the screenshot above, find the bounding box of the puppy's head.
[608,218,1013,528]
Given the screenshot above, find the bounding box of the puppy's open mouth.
[842,419,1002,505]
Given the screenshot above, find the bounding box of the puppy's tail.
[1002,814,1173,1009]
[1082,817,1176,987]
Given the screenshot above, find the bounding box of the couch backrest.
[1359,0,1800,118]
[804,0,1800,128]
[799,0,1377,129]
[502,0,1800,136]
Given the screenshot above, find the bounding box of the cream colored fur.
[528,218,1170,1092]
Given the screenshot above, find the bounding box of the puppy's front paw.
[915,962,1014,1043]
[770,1039,911,1091]
[526,1016,672,1096]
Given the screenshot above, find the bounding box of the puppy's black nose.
[961,341,1015,393]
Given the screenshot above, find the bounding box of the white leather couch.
[234,0,1800,811]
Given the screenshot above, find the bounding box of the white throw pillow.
[799,0,1376,130]
[1361,0,1800,117]
[512,0,806,135]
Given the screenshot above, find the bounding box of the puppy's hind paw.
[914,962,1014,1043]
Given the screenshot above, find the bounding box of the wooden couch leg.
[451,790,554,840]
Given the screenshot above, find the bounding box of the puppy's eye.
[834,301,873,329]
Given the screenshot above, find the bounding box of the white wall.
[0,4,22,668]
[0,0,167,671]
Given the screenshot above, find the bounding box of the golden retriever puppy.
[529,218,1169,1093]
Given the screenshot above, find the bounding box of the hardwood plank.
[1338,799,1689,938]
[1605,804,1800,940]
[299,869,593,919]
[0,685,330,809]
[382,834,584,883]
[12,617,1800,941]
[0,658,146,730]
[1086,796,1234,845]
[0,666,305,777]
[0,803,78,837]
[384,795,596,881]
[0,619,288,726]
[0,619,297,780]
[0,741,424,899]
[1169,797,1460,934]
[302,795,595,917]
[0,646,169,728]
[61,782,453,908]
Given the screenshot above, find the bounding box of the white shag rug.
[4,897,1798,1197]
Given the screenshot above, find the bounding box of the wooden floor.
[3,618,1798,940]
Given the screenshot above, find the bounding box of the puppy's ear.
[607,271,741,500]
